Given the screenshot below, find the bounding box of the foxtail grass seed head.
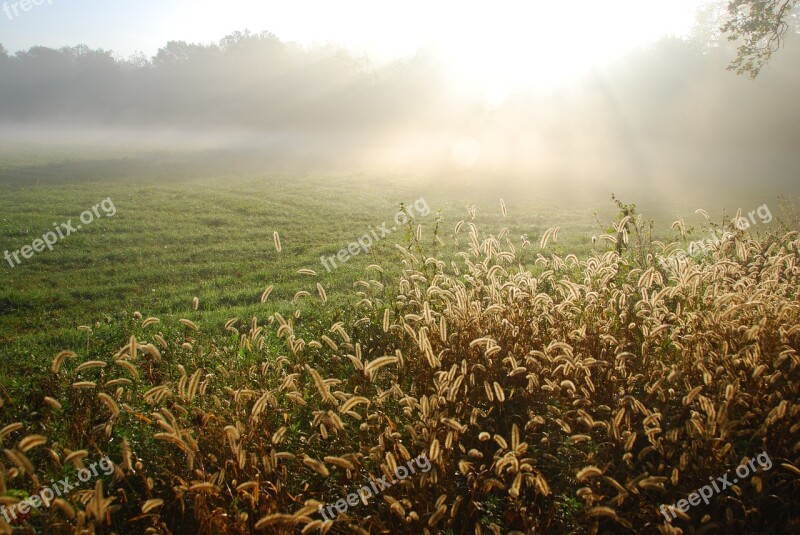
[27,206,800,533]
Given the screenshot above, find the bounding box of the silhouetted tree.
[722,0,799,77]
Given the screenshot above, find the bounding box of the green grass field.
[0,148,788,391]
[0,148,613,393]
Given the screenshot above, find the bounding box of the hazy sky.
[1,0,701,88]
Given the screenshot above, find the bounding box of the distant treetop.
[722,0,799,77]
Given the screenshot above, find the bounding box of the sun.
[427,0,698,95]
[164,0,698,99]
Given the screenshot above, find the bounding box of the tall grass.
[1,204,798,534]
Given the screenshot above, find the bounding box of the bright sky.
[0,0,702,89]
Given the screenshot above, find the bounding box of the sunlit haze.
[187,0,698,90]
[0,0,798,196]
[2,0,699,91]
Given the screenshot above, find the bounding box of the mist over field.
[1,30,799,198]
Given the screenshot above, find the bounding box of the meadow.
[0,148,798,534]
[0,148,608,397]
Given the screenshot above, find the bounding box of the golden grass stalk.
[141,317,160,328]
[0,423,23,440]
[17,435,47,453]
[178,318,199,331]
[51,350,77,374]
